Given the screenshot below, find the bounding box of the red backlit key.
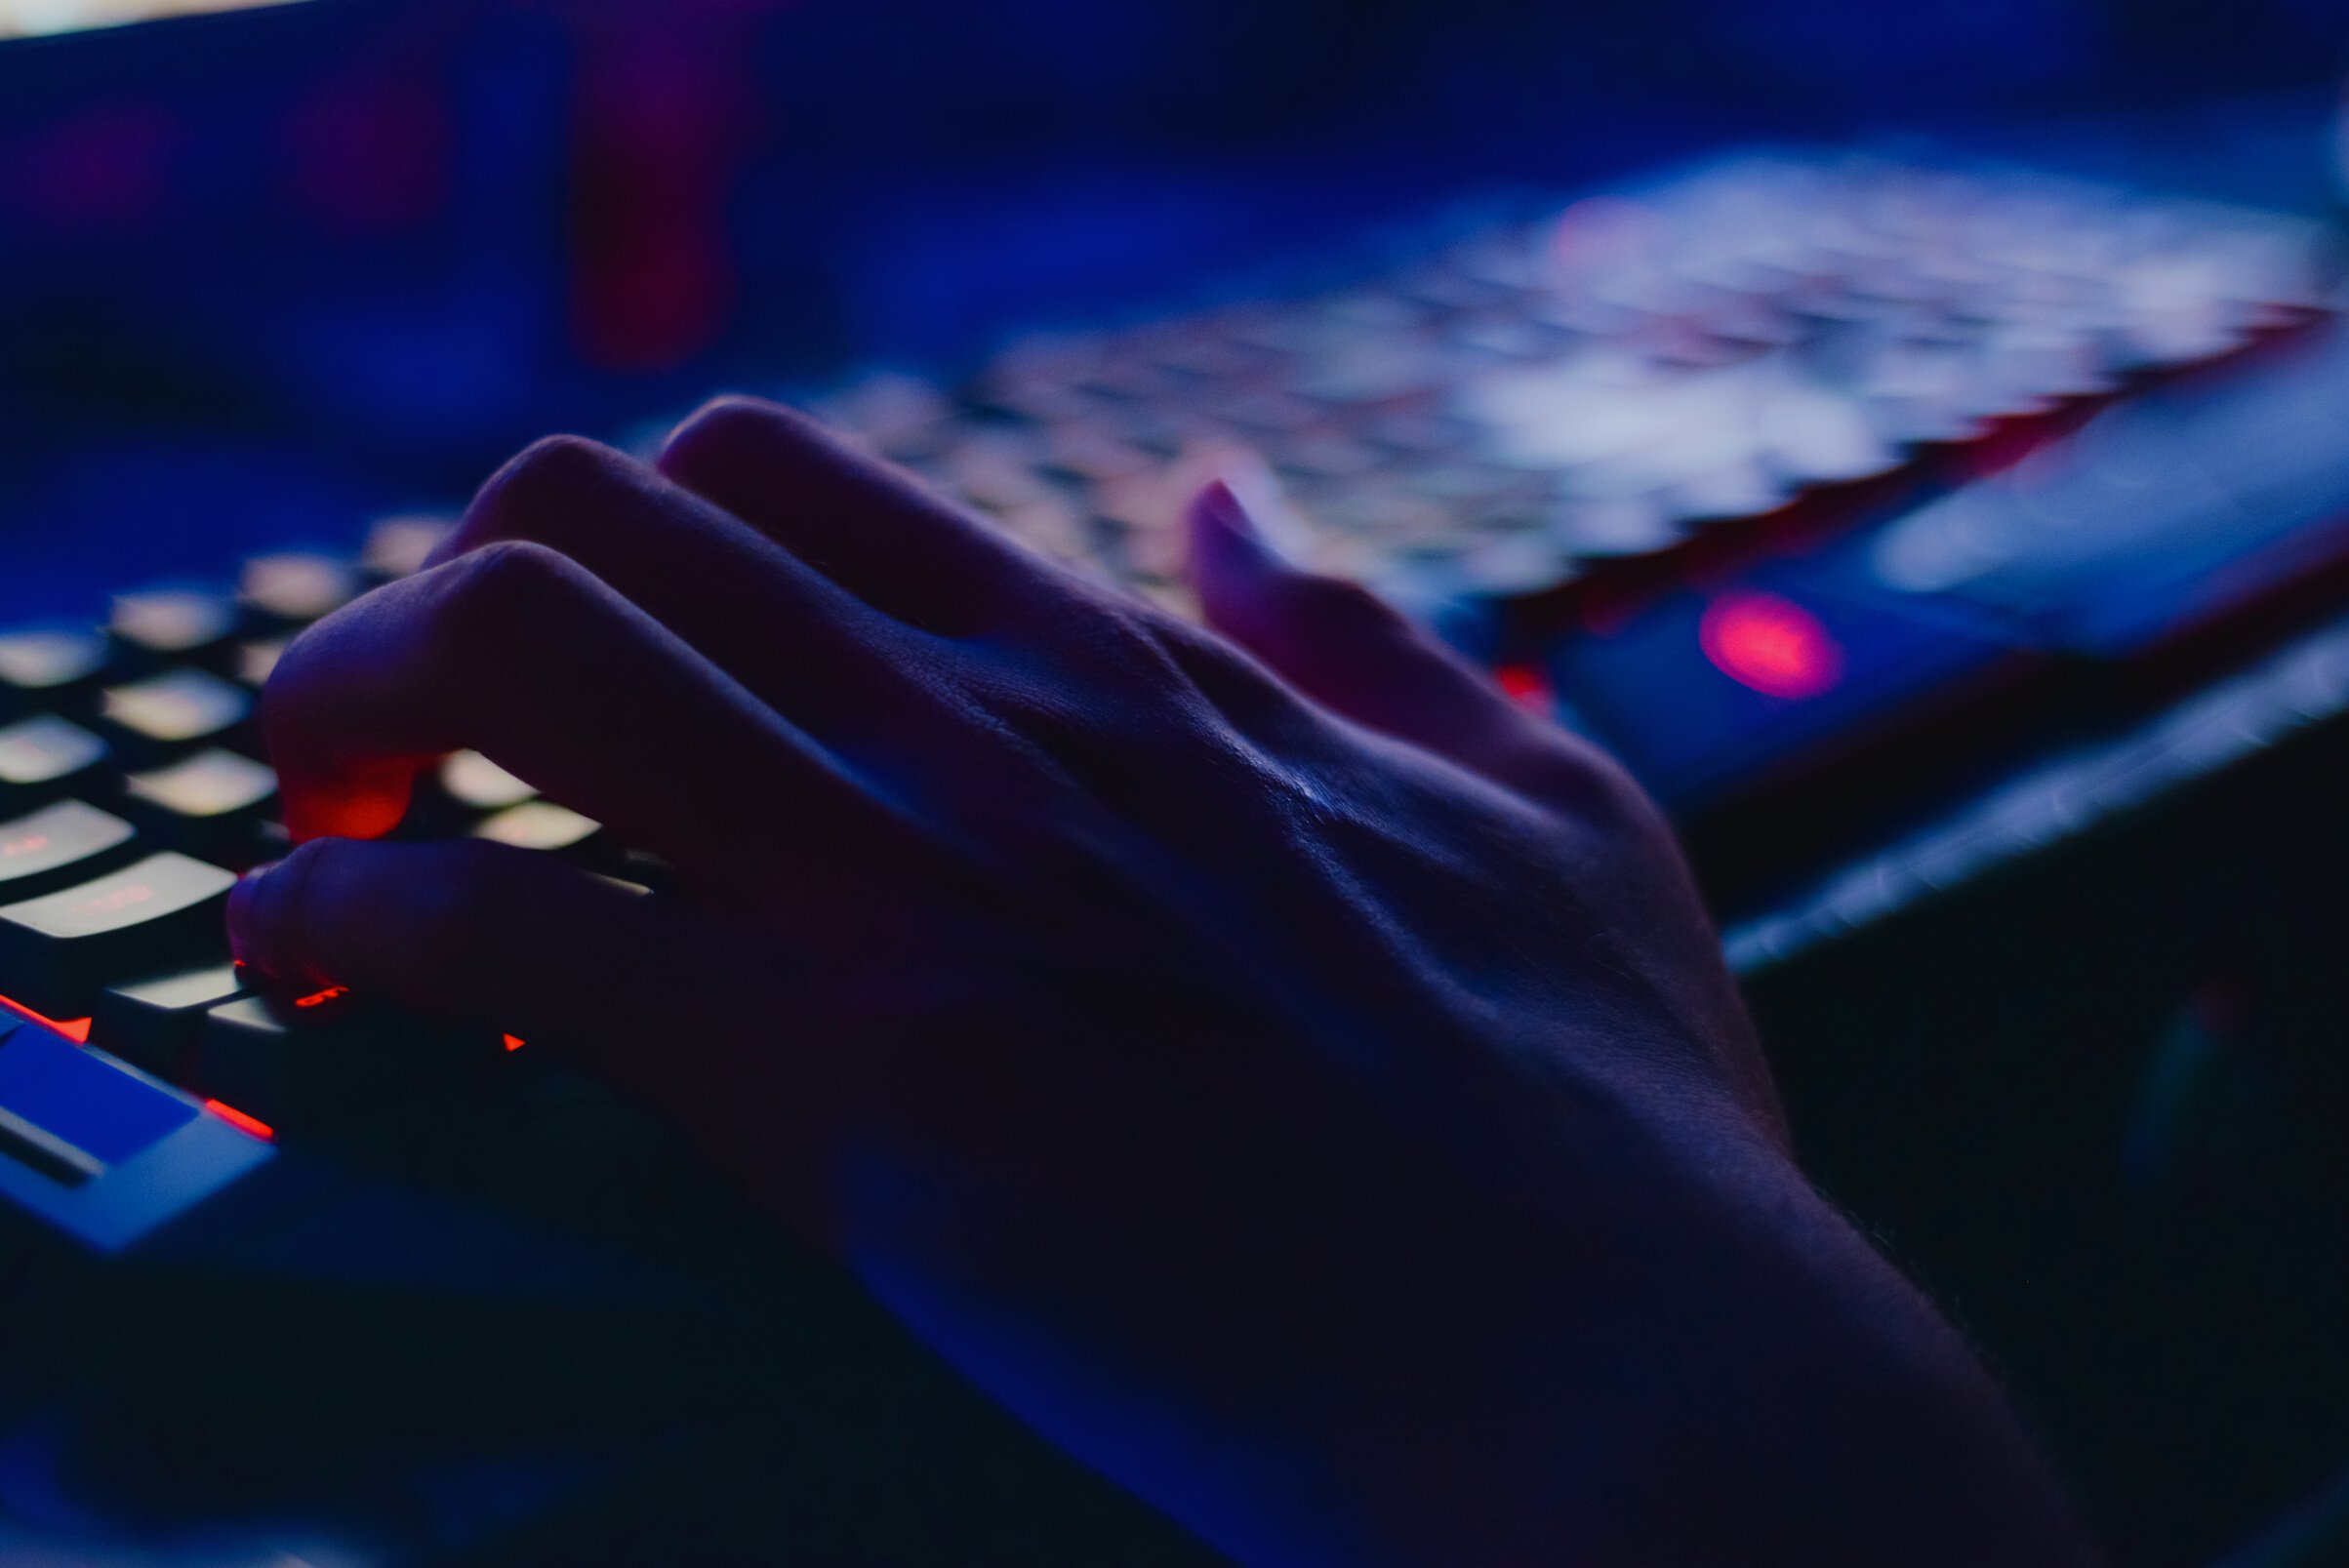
[0,800,140,903]
[0,853,238,1019]
[0,714,110,812]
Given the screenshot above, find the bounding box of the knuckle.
[454,435,640,566]
[661,396,815,474]
[436,538,580,648]
[1534,739,1665,832]
[670,396,773,449]
[485,434,629,517]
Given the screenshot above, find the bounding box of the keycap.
[360,514,456,583]
[473,801,602,855]
[0,714,109,811]
[235,637,288,688]
[0,1016,196,1185]
[109,587,238,668]
[0,626,108,715]
[441,750,536,812]
[0,800,140,903]
[193,987,494,1152]
[97,667,253,762]
[92,963,247,1080]
[120,749,278,864]
[238,552,359,627]
[0,853,239,1020]
[194,988,359,1127]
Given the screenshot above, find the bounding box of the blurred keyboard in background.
[820,154,2330,605]
[781,151,2344,900]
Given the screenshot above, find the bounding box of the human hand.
[230,402,2093,1566]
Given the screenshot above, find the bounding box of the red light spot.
[1698,590,1843,701]
[2,834,51,858]
[1493,663,1551,710]
[502,1033,526,1053]
[293,985,349,1009]
[83,882,154,914]
[0,994,91,1043]
[203,1100,274,1142]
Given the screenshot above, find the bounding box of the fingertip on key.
[225,860,278,970]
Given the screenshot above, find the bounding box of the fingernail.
[1196,480,1265,543]
[1195,469,1305,567]
[225,862,278,967]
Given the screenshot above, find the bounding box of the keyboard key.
[0,626,108,715]
[0,853,239,1020]
[121,749,278,864]
[238,552,359,626]
[441,750,536,812]
[0,800,140,902]
[197,989,352,1126]
[0,714,109,810]
[235,637,288,688]
[0,1018,196,1181]
[360,514,456,583]
[614,849,677,895]
[92,963,247,1079]
[109,587,238,668]
[98,668,254,762]
[194,987,493,1150]
[473,800,602,855]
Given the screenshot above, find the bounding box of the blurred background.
[5,2,2349,1563]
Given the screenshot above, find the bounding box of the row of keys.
[91,967,493,1139]
[0,750,623,1022]
[0,515,452,720]
[0,715,280,865]
[792,154,2330,605]
[0,516,641,1172]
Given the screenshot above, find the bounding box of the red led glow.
[203,1100,275,1141]
[1492,663,1551,711]
[293,985,350,1009]
[502,1033,525,1053]
[1697,590,1844,701]
[0,994,91,1043]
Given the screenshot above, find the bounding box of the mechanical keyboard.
[0,146,2344,1561]
[0,515,1230,1560]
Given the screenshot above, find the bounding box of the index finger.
[264,540,895,890]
